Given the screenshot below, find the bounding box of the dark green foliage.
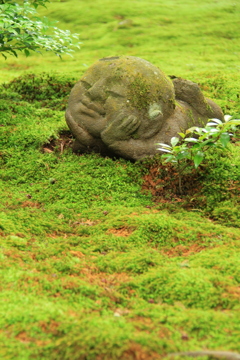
[0,0,79,58]
[1,72,77,110]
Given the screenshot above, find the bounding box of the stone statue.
[66,56,223,160]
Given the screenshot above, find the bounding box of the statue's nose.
[87,80,106,101]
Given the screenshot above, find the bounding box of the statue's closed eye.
[81,80,92,89]
[106,90,124,98]
[81,80,124,98]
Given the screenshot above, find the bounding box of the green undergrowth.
[1,0,240,357]
[1,73,77,111]
[0,73,240,359]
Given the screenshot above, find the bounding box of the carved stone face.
[67,56,175,139]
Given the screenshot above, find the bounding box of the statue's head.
[68,56,175,139]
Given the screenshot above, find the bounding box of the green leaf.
[176,150,189,160]
[184,137,198,142]
[194,151,204,168]
[178,132,186,138]
[224,119,240,127]
[209,118,223,125]
[207,122,218,127]
[156,143,171,148]
[162,154,176,163]
[224,115,232,122]
[11,49,18,57]
[157,148,172,153]
[220,132,230,147]
[24,48,30,56]
[170,137,179,147]
[187,126,201,134]
[209,128,219,134]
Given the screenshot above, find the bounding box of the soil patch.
[121,342,163,360]
[108,227,134,237]
[162,244,207,257]
[141,160,205,208]
[42,130,73,154]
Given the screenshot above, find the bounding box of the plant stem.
[178,173,182,195]
[177,160,183,195]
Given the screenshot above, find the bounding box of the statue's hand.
[72,96,107,137]
[102,113,141,144]
[66,108,96,146]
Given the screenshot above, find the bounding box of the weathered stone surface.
[66,56,223,160]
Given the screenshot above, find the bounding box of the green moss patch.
[0,0,240,358]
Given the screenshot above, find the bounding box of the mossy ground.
[0,0,240,359]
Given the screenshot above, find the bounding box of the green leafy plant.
[157,115,240,195]
[0,0,80,58]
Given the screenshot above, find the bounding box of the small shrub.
[157,115,240,195]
